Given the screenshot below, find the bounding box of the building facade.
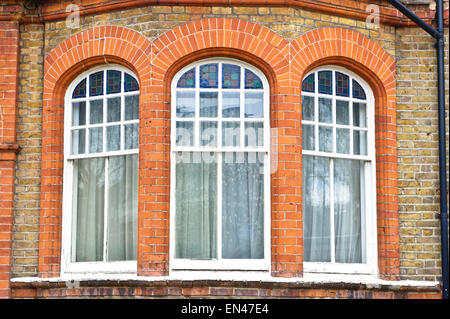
[0,0,448,299]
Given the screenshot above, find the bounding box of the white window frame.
[169,58,271,271]
[301,65,378,276]
[61,64,139,275]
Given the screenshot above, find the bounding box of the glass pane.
[107,97,121,123]
[334,158,365,263]
[245,122,264,147]
[335,72,350,97]
[353,130,368,155]
[124,73,139,92]
[125,95,139,120]
[245,92,264,118]
[107,154,138,261]
[222,152,264,259]
[176,92,195,118]
[302,74,315,93]
[319,126,332,152]
[89,127,103,153]
[72,101,86,126]
[106,125,121,151]
[222,92,240,118]
[301,95,314,121]
[72,157,105,262]
[302,124,315,151]
[125,123,139,150]
[73,78,86,98]
[353,102,367,128]
[71,129,86,155]
[222,121,240,147]
[336,128,350,154]
[302,155,331,262]
[318,70,332,94]
[176,121,194,146]
[200,92,218,118]
[175,152,217,259]
[244,69,263,89]
[222,64,240,89]
[200,63,218,88]
[89,99,103,124]
[352,79,366,100]
[177,68,195,88]
[200,121,217,147]
[89,71,103,97]
[336,100,349,125]
[107,70,121,94]
[318,98,332,123]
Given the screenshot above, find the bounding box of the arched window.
[62,65,139,274]
[301,66,377,275]
[170,59,270,270]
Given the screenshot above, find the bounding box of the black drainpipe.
[387,0,448,299]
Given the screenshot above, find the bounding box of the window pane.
[222,152,264,259]
[200,63,218,88]
[176,121,194,147]
[89,127,103,153]
[89,99,103,124]
[106,125,121,151]
[71,129,86,155]
[336,128,350,154]
[318,71,332,94]
[200,121,218,147]
[107,70,121,94]
[335,72,350,97]
[244,69,263,89]
[200,92,218,117]
[302,95,314,121]
[222,64,240,89]
[222,121,240,147]
[107,154,138,261]
[125,95,139,120]
[302,74,315,93]
[319,126,332,152]
[107,97,121,123]
[177,68,195,88]
[89,71,104,97]
[245,122,264,147]
[72,157,105,262]
[175,152,217,259]
[245,92,264,118]
[353,130,368,155]
[336,100,349,125]
[222,92,240,118]
[124,73,139,92]
[125,123,139,150]
[353,102,367,128]
[303,155,331,262]
[318,98,332,123]
[176,92,195,118]
[334,158,365,263]
[72,101,86,126]
[302,124,315,151]
[73,78,86,98]
[352,79,366,100]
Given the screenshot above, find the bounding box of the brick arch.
[291,27,399,280]
[39,26,152,277]
[139,18,302,278]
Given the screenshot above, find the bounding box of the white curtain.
[302,155,331,262]
[107,154,139,261]
[175,153,217,259]
[222,152,264,259]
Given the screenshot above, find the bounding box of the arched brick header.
[290,27,399,280]
[39,26,152,277]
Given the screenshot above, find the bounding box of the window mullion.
[329,158,335,263]
[217,152,222,260]
[103,157,109,262]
